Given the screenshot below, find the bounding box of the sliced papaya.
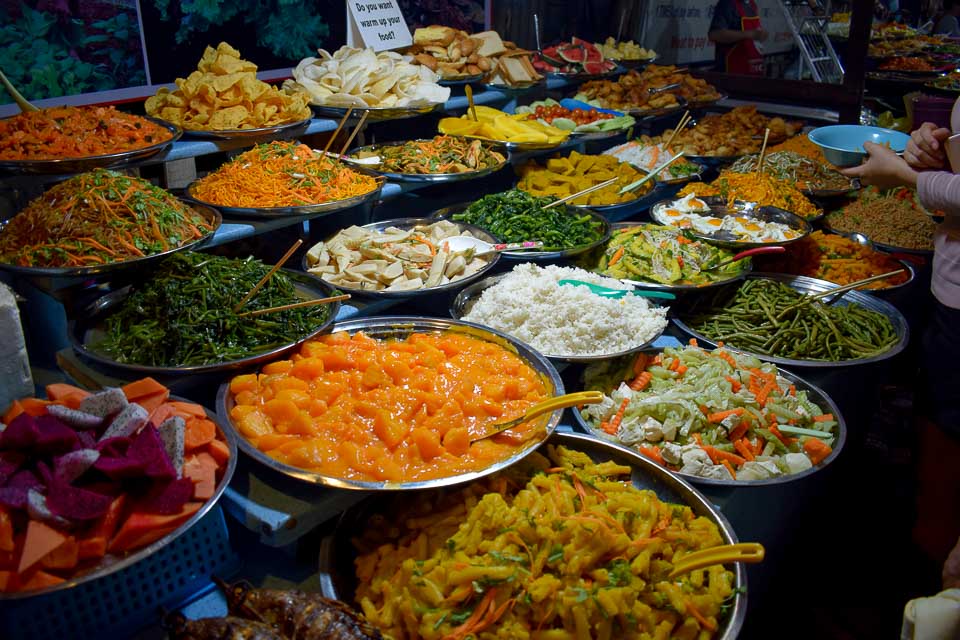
[40,536,78,570]
[121,377,167,401]
[17,521,67,574]
[108,503,201,554]
[18,569,65,591]
[0,508,13,552]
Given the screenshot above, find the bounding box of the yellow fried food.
[438,105,569,144]
[517,151,652,205]
[678,170,822,220]
[353,445,736,639]
[146,42,311,131]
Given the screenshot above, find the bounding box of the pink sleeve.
[917,171,960,215]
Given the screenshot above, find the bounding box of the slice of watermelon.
[583,61,611,75]
[558,44,587,65]
[600,60,618,72]
[541,46,565,66]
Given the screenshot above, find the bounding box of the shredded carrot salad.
[191,141,380,208]
[0,169,214,268]
[0,106,173,161]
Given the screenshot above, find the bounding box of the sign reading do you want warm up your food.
[346,0,413,51]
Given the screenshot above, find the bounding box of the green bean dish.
[451,189,605,251]
[95,252,333,367]
[680,279,898,361]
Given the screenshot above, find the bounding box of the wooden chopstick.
[339,110,369,156]
[663,110,691,150]
[233,239,303,312]
[756,128,771,175]
[236,294,352,318]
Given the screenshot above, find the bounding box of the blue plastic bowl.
[808,125,910,167]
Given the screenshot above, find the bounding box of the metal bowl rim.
[215,315,566,491]
[68,269,343,376]
[572,347,848,486]
[672,272,910,368]
[450,272,669,362]
[0,397,237,600]
[175,117,312,139]
[302,217,502,299]
[342,138,510,183]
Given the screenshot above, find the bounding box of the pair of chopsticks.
[321,107,370,160]
[662,110,692,151]
[233,238,351,317]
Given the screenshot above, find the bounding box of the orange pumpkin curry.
[228,330,552,482]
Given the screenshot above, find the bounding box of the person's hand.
[840,142,918,189]
[905,122,951,170]
[944,536,960,590]
[750,28,769,42]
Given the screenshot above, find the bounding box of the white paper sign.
[346,0,412,51]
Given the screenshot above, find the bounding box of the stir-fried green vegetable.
[584,223,746,286]
[680,279,898,361]
[95,252,333,367]
[580,345,838,481]
[452,189,604,251]
[354,136,506,174]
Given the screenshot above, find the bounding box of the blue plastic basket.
[0,505,239,640]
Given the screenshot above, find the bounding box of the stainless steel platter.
[650,196,812,250]
[621,100,688,119]
[577,221,753,292]
[69,269,342,379]
[317,430,747,640]
[310,102,445,121]
[456,134,567,152]
[0,116,181,175]
[616,53,659,69]
[429,201,611,260]
[0,398,237,600]
[449,272,668,363]
[0,202,221,282]
[342,138,509,183]
[483,79,546,94]
[438,73,485,86]
[651,160,707,186]
[573,348,847,486]
[671,272,910,368]
[176,117,311,139]
[185,176,384,220]
[686,92,729,110]
[215,316,566,490]
[301,217,502,299]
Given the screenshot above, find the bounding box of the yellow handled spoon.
[469,391,604,443]
[667,542,765,579]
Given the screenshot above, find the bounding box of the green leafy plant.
[152,0,329,61]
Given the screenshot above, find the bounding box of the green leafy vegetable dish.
[94,252,334,367]
[580,345,840,482]
[451,189,606,252]
[582,223,748,288]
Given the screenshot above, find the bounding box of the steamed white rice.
[462,263,669,357]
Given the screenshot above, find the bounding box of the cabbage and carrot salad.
[0,169,214,268]
[190,140,379,208]
[354,445,737,639]
[580,343,838,482]
[0,106,173,161]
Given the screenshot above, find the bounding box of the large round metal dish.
[573,349,847,487]
[175,117,311,139]
[672,272,910,368]
[686,92,729,110]
[185,176,384,220]
[616,53,659,69]
[650,196,812,250]
[568,127,629,142]
[215,316,566,490]
[68,269,342,379]
[429,201,611,260]
[802,179,860,199]
[342,139,509,183]
[0,116,181,175]
[482,79,546,95]
[582,221,753,292]
[310,102,445,121]
[317,430,747,640]
[822,220,935,256]
[0,202,221,281]
[546,67,621,81]
[450,272,668,363]
[301,217,502,299]
[620,100,687,119]
[0,398,237,600]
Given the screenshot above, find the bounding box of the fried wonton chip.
[146,42,311,131]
